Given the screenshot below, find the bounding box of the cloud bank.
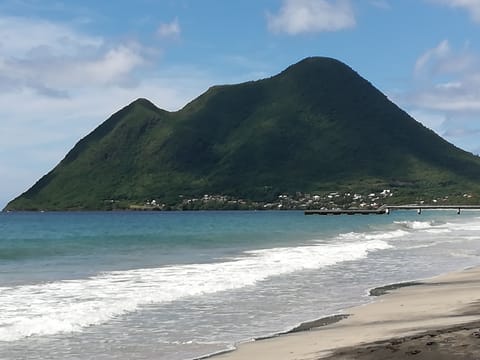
[267,0,356,35]
[429,0,480,22]
[157,18,181,39]
[0,16,149,97]
[398,39,480,154]
[409,40,480,112]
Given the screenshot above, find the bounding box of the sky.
[1,0,480,208]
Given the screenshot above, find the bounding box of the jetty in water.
[305,209,387,215]
[305,205,480,216]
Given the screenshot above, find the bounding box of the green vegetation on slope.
[6,57,480,210]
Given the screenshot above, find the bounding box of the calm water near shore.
[1,210,480,360]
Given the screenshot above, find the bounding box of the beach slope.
[213,267,480,360]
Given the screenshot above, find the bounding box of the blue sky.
[1,0,480,208]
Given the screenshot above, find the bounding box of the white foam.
[394,221,434,230]
[339,229,408,241]
[403,243,437,250]
[423,229,451,234]
[365,230,409,240]
[0,240,391,342]
[445,222,480,231]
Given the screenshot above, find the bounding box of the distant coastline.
[5,188,480,212]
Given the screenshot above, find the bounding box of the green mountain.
[6,57,480,210]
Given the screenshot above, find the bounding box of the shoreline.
[195,280,428,360]
[194,314,353,360]
[211,266,480,360]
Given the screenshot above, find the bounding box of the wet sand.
[213,267,480,360]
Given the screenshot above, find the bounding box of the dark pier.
[305,209,387,215]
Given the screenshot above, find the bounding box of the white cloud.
[407,40,480,112]
[409,109,447,130]
[157,18,181,39]
[414,39,450,74]
[0,16,152,97]
[267,0,356,35]
[414,40,476,79]
[0,16,102,57]
[72,45,146,86]
[429,0,480,22]
[411,91,480,112]
[369,0,391,10]
[395,40,480,154]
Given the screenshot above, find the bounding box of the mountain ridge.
[5,56,480,211]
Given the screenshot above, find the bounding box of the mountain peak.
[5,57,480,210]
[128,98,159,111]
[281,56,352,75]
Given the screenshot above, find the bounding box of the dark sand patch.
[323,321,480,360]
[287,314,350,333]
[369,282,423,297]
[254,314,350,342]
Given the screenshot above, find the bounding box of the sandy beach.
[213,266,480,360]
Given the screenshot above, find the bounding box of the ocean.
[1,210,480,360]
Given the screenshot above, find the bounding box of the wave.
[444,222,480,231]
[423,229,451,234]
[339,229,408,241]
[394,220,436,230]
[0,239,391,342]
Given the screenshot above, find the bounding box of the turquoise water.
[1,210,480,359]
[0,211,395,285]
